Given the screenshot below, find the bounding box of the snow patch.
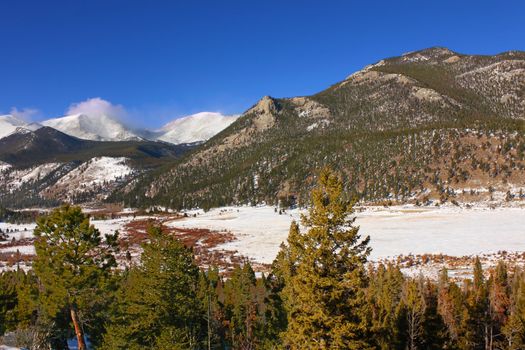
[0,161,11,172]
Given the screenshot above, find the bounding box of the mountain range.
[2,47,525,209]
[0,111,239,144]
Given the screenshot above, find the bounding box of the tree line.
[1,169,525,349]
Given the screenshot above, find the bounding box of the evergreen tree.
[0,271,18,335]
[222,262,260,349]
[402,277,427,350]
[463,257,489,349]
[437,268,464,347]
[278,168,372,349]
[257,271,288,349]
[102,225,204,349]
[420,279,447,349]
[197,267,224,349]
[13,270,39,331]
[33,205,119,350]
[503,268,525,349]
[488,261,510,348]
[365,264,406,349]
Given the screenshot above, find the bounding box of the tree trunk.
[484,323,489,350]
[70,306,87,350]
[489,326,493,350]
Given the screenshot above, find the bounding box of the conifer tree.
[0,271,18,335]
[503,268,525,349]
[420,279,447,349]
[464,257,489,349]
[278,168,372,349]
[402,277,427,350]
[272,221,302,317]
[33,205,119,350]
[257,271,288,349]
[489,261,510,348]
[223,262,260,349]
[437,268,465,346]
[365,264,406,349]
[197,267,223,349]
[102,225,204,350]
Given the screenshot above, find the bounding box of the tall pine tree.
[278,168,372,349]
[33,205,118,350]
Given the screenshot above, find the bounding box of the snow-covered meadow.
[2,204,525,276]
[167,205,525,264]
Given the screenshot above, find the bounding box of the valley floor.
[2,203,525,279]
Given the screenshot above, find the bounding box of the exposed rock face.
[248,96,278,131]
[291,97,331,120]
[444,55,461,64]
[411,87,445,103]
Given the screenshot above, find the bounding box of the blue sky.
[1,0,524,127]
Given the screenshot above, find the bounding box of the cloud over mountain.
[66,97,128,122]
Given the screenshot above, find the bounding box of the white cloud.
[10,107,41,121]
[66,97,128,121]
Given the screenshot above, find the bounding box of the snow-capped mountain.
[37,112,238,144]
[3,107,238,144]
[41,114,141,142]
[0,115,41,139]
[155,112,239,144]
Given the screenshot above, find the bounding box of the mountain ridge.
[113,47,525,209]
[1,111,239,145]
[41,113,141,142]
[0,127,196,207]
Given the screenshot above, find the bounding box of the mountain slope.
[114,47,525,209]
[0,128,196,207]
[0,127,193,167]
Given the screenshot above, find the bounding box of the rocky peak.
[250,95,278,115]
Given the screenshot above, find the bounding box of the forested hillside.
[2,170,525,349]
[0,128,194,208]
[114,48,525,209]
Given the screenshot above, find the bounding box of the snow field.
[2,205,525,276]
[169,205,525,264]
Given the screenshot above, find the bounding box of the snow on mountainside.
[0,162,62,192]
[0,115,26,138]
[41,114,141,141]
[0,157,135,204]
[10,163,62,190]
[55,157,133,187]
[44,157,134,199]
[0,115,41,139]
[156,112,239,144]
